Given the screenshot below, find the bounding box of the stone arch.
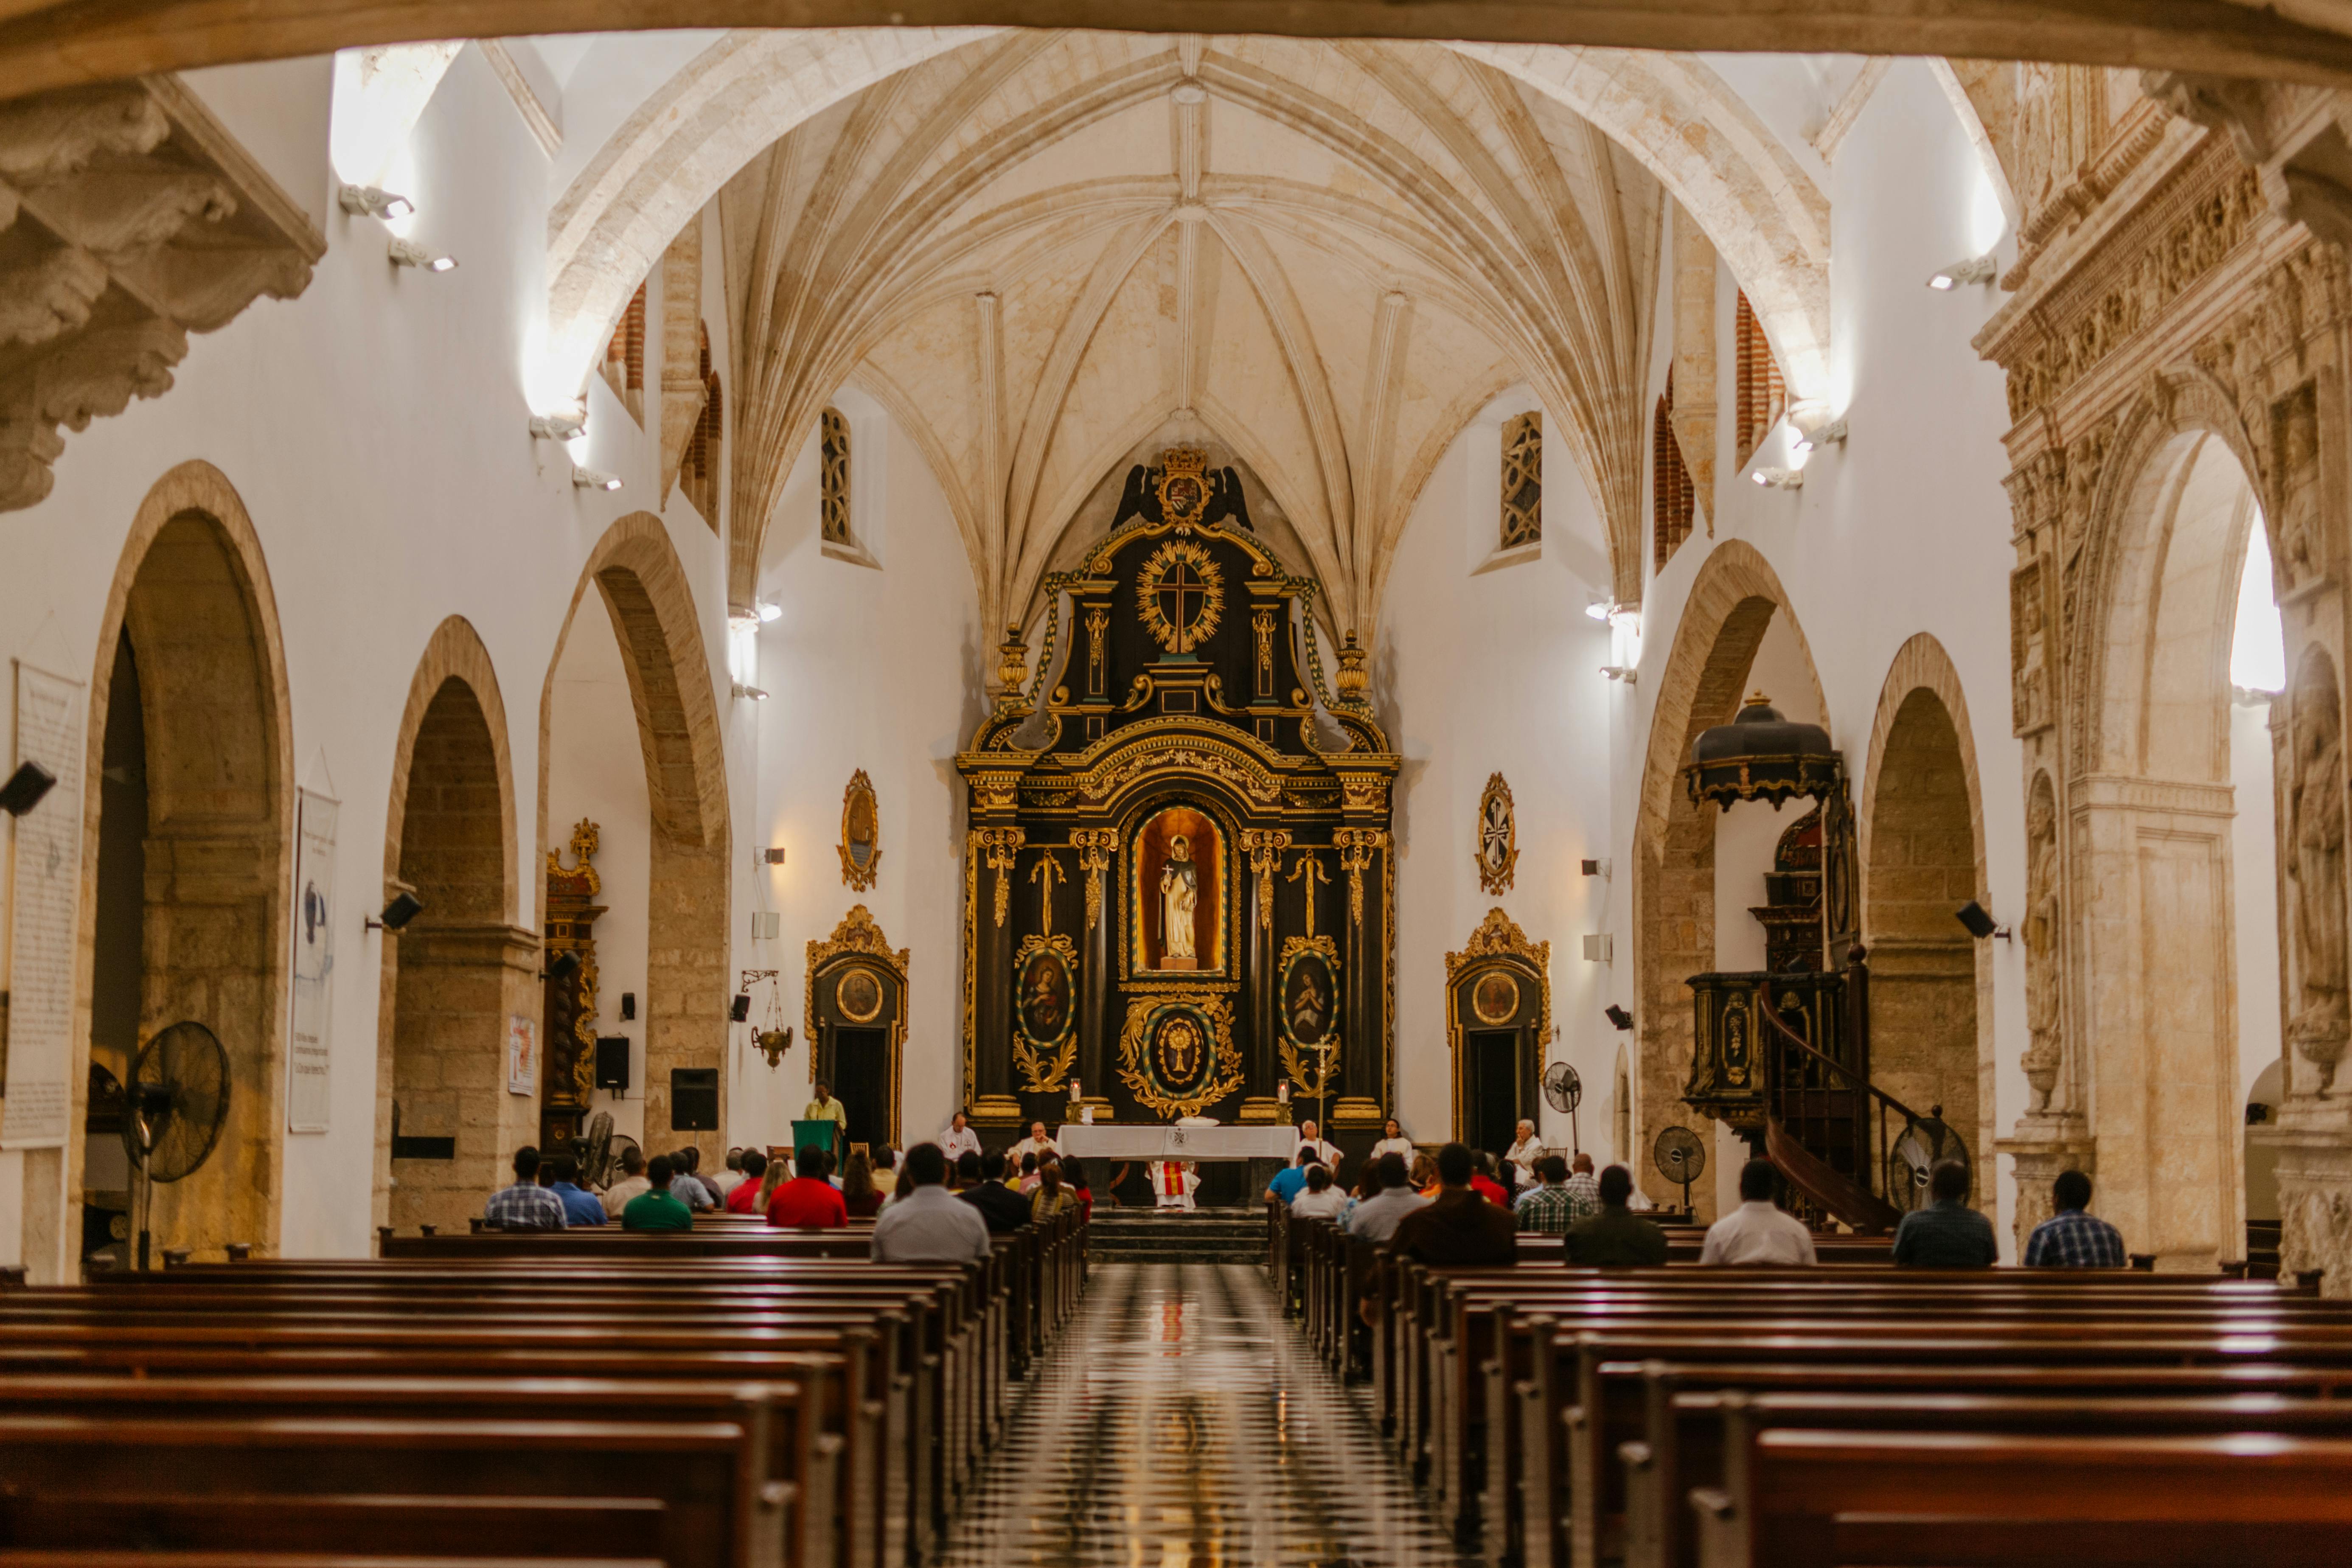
[2066,398,2275,1268]
[540,513,731,1165]
[69,460,294,1271]
[373,617,529,1233]
[1855,634,1990,1190]
[1630,538,1826,1211]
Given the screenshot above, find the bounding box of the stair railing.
[1756,973,1937,1213]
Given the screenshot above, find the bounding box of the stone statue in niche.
[2271,385,2321,591]
[2290,658,2349,1087]
[2022,774,2063,1111]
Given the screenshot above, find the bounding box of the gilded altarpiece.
[956,449,1399,1151]
[1982,76,2352,1288]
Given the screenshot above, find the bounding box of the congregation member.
[872,1146,902,1207]
[1502,1119,1545,1182]
[2024,1169,2127,1268]
[1290,1164,1347,1220]
[1368,1117,1414,1164]
[1513,1155,1577,1234]
[710,1147,747,1199]
[1267,1146,1319,1205]
[485,1146,566,1230]
[1387,1142,1515,1265]
[725,1149,771,1213]
[960,1150,1032,1233]
[1340,1163,1382,1229]
[543,1153,606,1227]
[1030,1158,1079,1222]
[620,1155,695,1232]
[1469,1152,1511,1208]
[1892,1160,2000,1268]
[671,1147,717,1209]
[1295,1118,1340,1167]
[1698,1159,1818,1265]
[1061,1158,1094,1221]
[1344,1153,1429,1242]
[871,1143,993,1262]
[598,1146,650,1218]
[1565,1164,1669,1265]
[1558,1152,1600,1221]
[1409,1152,1441,1196]
[840,1150,884,1217]
[768,1144,850,1229]
[940,1112,981,1164]
[1017,1151,1042,1194]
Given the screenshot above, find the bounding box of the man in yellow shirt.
[803,1082,849,1163]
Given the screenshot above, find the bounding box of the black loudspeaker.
[595,1036,631,1091]
[671,1068,719,1130]
[620,992,636,1021]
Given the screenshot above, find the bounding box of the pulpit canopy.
[1685,691,1841,811]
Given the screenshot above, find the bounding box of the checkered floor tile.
[937,1262,1472,1567]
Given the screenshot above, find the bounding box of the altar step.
[1089,1207,1265,1264]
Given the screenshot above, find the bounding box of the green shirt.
[804,1099,848,1126]
[621,1188,695,1231]
[1565,1205,1669,1266]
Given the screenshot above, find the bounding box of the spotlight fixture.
[388,238,456,272]
[1580,857,1612,879]
[1955,900,2012,941]
[1928,254,1997,290]
[0,760,58,817]
[365,891,424,933]
[572,468,621,492]
[1604,1003,1635,1031]
[756,601,783,623]
[733,682,769,701]
[729,994,752,1023]
[338,184,414,221]
[761,847,787,866]
[529,411,587,441]
[543,950,582,982]
[1584,598,1614,622]
[1600,665,1638,684]
[1751,467,1803,490]
[1793,419,1848,454]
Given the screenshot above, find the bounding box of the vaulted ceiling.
[720,31,1662,637]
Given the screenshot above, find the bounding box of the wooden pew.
[0,1494,666,1559]
[1691,1428,2352,1567]
[0,1556,660,1568]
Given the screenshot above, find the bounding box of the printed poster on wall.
[285,788,337,1132]
[506,1013,536,1096]
[2,663,85,1150]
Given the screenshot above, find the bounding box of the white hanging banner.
[2,663,85,1150]
[286,788,337,1133]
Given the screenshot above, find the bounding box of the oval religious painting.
[1016,948,1074,1044]
[836,967,884,1024]
[1282,948,1339,1047]
[1471,968,1521,1026]
[1151,1012,1212,1098]
[839,770,880,892]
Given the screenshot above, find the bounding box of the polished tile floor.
[938,1262,1471,1568]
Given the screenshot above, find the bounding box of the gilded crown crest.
[1155,446,1212,527]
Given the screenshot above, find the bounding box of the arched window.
[1653,372,1695,569]
[601,282,646,424]
[681,324,722,526]
[1732,290,1785,471]
[1499,410,1541,550]
[820,407,852,545]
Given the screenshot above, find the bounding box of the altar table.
[1052,1123,1303,1161]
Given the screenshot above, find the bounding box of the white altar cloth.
[1052,1123,1302,1161]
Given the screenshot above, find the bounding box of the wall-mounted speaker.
[619,992,636,1021]
[671,1068,719,1130]
[595,1036,631,1091]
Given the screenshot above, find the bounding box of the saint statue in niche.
[1133,806,1222,973]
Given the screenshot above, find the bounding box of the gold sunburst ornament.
[1138,539,1224,655]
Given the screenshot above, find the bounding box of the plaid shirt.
[1559,1171,1601,1222]
[1515,1183,1578,1234]
[2024,1207,2125,1268]
[484,1181,567,1230]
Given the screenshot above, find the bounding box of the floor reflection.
[937,1262,1470,1568]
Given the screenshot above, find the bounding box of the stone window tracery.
[1733,290,1785,471]
[1499,410,1541,550]
[1654,371,1695,569]
[602,283,646,424]
[820,407,852,545]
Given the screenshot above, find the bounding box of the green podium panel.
[791,1119,842,1164]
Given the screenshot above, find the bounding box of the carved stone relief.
[2021,771,2063,1114]
[2290,650,2348,1089]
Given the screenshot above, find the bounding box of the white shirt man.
[1699,1159,1819,1265]
[1503,1121,1545,1175]
[1294,1119,1340,1167]
[939,1114,981,1163]
[871,1146,994,1263]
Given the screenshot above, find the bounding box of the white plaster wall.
[1381,389,1617,1158]
[546,600,654,1147]
[735,397,985,1156]
[0,46,734,1269]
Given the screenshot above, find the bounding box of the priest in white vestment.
[1149,1159,1200,1210]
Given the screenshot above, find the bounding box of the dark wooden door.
[1468,1029,1521,1157]
[831,1027,889,1152]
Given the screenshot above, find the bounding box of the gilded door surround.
[805,904,909,1147]
[1443,908,1552,1142]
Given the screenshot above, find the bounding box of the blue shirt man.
[2024,1168,2126,1268]
[544,1153,606,1227]
[1267,1147,1318,1206]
